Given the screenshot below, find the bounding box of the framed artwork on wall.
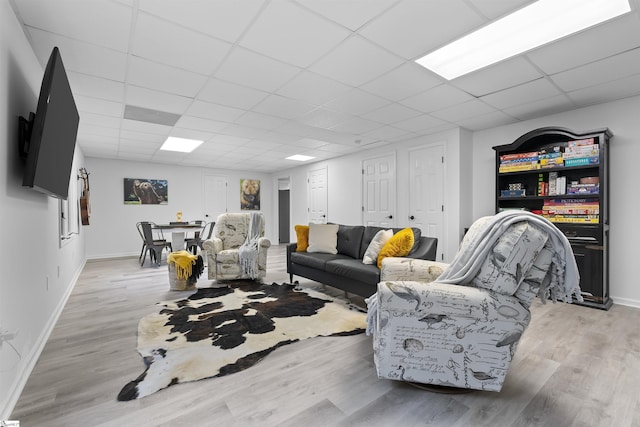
[240,179,260,210]
[124,178,168,205]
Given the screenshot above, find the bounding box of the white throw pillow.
[307,223,339,254]
[362,229,393,264]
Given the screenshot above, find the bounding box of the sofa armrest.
[381,258,449,282]
[407,236,437,260]
[203,237,223,254]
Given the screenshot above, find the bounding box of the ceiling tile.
[75,95,123,117]
[197,79,268,110]
[430,99,496,122]
[173,116,228,133]
[16,0,132,51]
[184,100,245,122]
[361,62,442,101]
[330,117,382,134]
[239,1,350,68]
[466,0,535,20]
[298,108,352,130]
[132,12,232,75]
[252,95,316,119]
[456,110,519,131]
[79,112,122,129]
[233,111,288,130]
[276,71,352,106]
[297,0,395,31]
[550,48,640,92]
[361,125,414,141]
[401,84,474,113]
[503,94,575,121]
[359,0,484,60]
[568,74,640,107]
[125,85,193,114]
[392,114,447,132]
[67,72,125,103]
[323,88,390,115]
[127,57,208,98]
[138,0,264,42]
[121,119,172,135]
[362,103,421,124]
[480,78,561,110]
[451,56,542,97]
[309,36,404,86]
[527,13,640,75]
[215,47,301,92]
[27,28,127,81]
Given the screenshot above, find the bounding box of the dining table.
[153,223,203,252]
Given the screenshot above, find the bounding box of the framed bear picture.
[124,178,168,205]
[240,179,260,210]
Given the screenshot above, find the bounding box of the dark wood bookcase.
[493,127,612,310]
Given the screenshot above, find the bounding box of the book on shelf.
[567,138,595,147]
[543,214,599,224]
[542,207,600,215]
[567,183,599,195]
[499,163,540,172]
[500,151,539,161]
[564,156,600,167]
[544,198,599,207]
[563,146,599,159]
[500,189,527,197]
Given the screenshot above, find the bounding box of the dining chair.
[186,221,215,254]
[139,221,172,266]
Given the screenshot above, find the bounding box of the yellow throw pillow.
[295,225,310,252]
[377,228,415,269]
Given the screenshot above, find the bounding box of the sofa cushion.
[290,252,349,271]
[377,227,415,268]
[363,229,393,264]
[325,259,380,285]
[336,225,365,259]
[307,223,339,254]
[360,226,422,258]
[294,224,310,252]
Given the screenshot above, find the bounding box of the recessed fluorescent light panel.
[415,0,631,80]
[160,136,203,153]
[286,154,315,161]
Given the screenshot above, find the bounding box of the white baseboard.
[1,258,86,420]
[610,296,640,309]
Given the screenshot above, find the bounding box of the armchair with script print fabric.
[366,211,581,392]
[203,213,270,281]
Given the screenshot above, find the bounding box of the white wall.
[277,128,469,262]
[84,157,274,258]
[472,94,640,307]
[1,2,87,418]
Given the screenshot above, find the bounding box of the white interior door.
[362,154,396,227]
[308,167,327,224]
[203,174,228,224]
[408,145,445,261]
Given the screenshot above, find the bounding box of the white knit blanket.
[238,212,262,279]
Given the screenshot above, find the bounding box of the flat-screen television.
[19,46,79,200]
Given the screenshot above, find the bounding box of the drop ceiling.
[10,0,640,172]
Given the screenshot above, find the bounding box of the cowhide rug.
[117,282,366,400]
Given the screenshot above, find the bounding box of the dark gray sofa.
[286,225,437,297]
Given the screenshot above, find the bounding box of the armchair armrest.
[380,257,449,282]
[203,237,223,254]
[258,237,271,249]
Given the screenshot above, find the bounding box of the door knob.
[386,215,393,219]
[409,215,415,220]
[321,214,326,218]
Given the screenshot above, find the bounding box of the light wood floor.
[11,245,640,426]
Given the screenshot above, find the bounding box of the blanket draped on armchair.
[238,212,262,279]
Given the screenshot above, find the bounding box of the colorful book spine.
[499,163,540,173]
[500,151,539,161]
[564,156,600,167]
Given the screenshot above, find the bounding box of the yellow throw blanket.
[168,251,199,279]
